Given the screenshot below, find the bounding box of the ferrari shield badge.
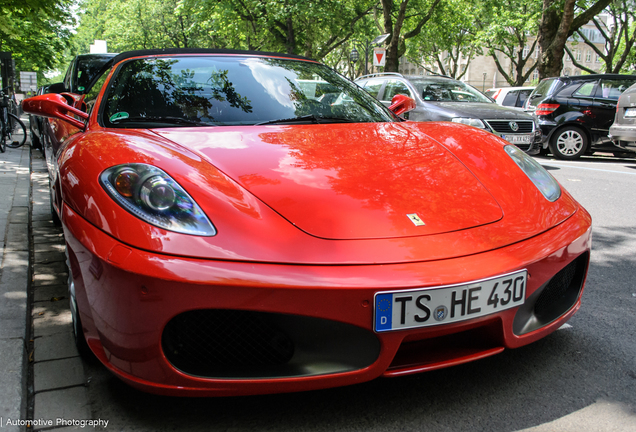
[407,213,425,226]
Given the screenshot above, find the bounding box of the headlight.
[451,117,486,128]
[505,145,561,202]
[100,164,216,236]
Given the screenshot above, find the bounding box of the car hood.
[431,102,534,120]
[153,123,503,240]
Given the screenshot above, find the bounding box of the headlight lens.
[100,164,216,236]
[451,117,486,128]
[505,145,561,202]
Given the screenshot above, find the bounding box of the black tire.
[67,255,94,360]
[5,113,27,148]
[30,123,41,150]
[0,130,5,153]
[549,126,588,160]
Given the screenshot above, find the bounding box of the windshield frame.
[97,54,398,128]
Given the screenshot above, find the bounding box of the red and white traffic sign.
[373,48,386,67]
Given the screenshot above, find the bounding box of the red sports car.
[23,49,592,397]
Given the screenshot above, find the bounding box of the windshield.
[102,56,396,127]
[409,79,492,103]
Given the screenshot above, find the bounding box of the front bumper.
[62,202,592,397]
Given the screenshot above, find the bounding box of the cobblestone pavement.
[29,148,92,431]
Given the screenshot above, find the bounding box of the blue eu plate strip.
[375,293,393,332]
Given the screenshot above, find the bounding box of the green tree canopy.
[0,0,76,83]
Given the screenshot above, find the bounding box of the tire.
[30,122,41,150]
[0,129,5,153]
[549,126,588,160]
[49,177,62,226]
[5,113,27,148]
[67,254,94,360]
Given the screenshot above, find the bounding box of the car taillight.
[535,103,560,116]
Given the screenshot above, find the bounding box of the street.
[45,153,632,431]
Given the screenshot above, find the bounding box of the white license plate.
[502,134,533,144]
[374,270,527,332]
[625,108,636,118]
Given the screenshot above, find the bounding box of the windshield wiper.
[256,114,323,125]
[111,116,215,126]
[256,114,357,125]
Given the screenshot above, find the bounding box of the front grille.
[162,309,381,379]
[513,252,589,335]
[534,259,580,319]
[162,309,295,377]
[485,120,535,134]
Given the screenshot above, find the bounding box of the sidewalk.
[0,144,30,431]
[0,125,90,431]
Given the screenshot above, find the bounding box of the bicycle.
[0,88,27,152]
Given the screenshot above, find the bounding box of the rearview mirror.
[22,93,88,130]
[388,94,416,116]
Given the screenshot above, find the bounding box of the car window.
[573,82,597,97]
[75,56,116,93]
[517,89,532,107]
[84,69,112,114]
[484,90,496,98]
[62,62,74,91]
[102,56,396,127]
[383,80,412,102]
[362,80,384,98]
[409,78,491,103]
[502,91,519,106]
[595,78,636,100]
[530,78,561,100]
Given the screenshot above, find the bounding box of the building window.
[523,45,529,58]
[532,69,539,82]
[576,50,581,61]
[586,51,592,62]
[596,54,601,63]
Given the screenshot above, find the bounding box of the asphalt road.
[81,153,636,432]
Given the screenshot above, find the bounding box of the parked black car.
[49,53,118,94]
[525,74,636,160]
[609,82,636,154]
[355,73,541,153]
[29,84,50,149]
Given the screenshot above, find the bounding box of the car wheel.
[549,126,588,160]
[49,177,62,226]
[67,254,93,360]
[30,128,41,149]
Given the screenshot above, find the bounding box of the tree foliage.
[378,0,443,72]
[407,0,482,80]
[537,0,613,79]
[564,0,636,74]
[476,0,542,86]
[0,0,76,82]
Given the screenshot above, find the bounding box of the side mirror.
[22,93,88,130]
[388,94,416,116]
[47,82,68,94]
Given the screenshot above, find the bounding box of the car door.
[592,77,636,134]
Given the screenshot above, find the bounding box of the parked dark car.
[355,73,541,153]
[609,82,636,154]
[49,53,118,94]
[525,74,636,160]
[28,84,50,149]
